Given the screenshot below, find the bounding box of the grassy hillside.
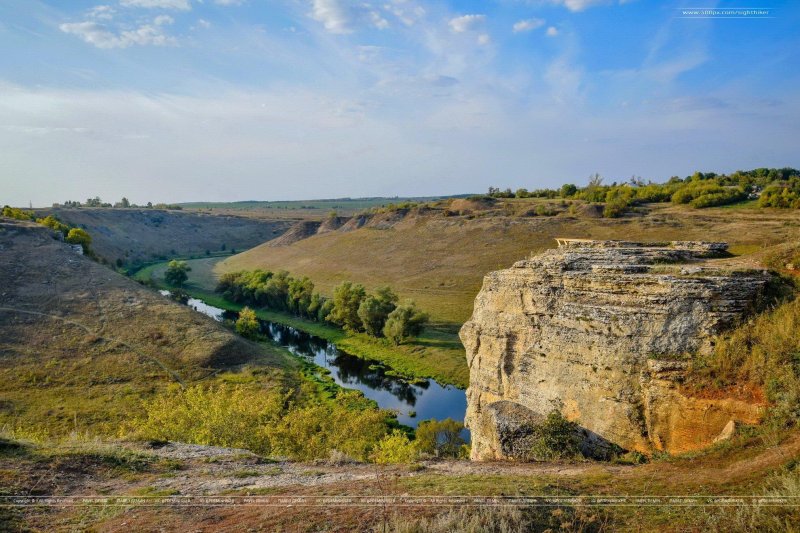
[34,207,292,267]
[0,219,295,439]
[219,200,800,325]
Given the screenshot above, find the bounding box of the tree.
[164,260,191,287]
[235,307,260,339]
[327,281,366,331]
[357,286,398,337]
[560,183,578,198]
[415,418,466,458]
[287,276,315,317]
[65,228,92,251]
[383,300,428,344]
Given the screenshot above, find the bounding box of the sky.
[0,0,798,206]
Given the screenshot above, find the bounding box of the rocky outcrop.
[460,240,770,460]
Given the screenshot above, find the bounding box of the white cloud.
[513,18,545,33]
[477,33,490,45]
[448,14,485,33]
[551,0,610,12]
[154,15,174,26]
[59,21,177,48]
[546,26,559,37]
[120,0,191,10]
[310,0,351,33]
[87,5,115,21]
[196,18,211,29]
[310,0,389,34]
[214,0,244,5]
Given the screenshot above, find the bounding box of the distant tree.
[327,281,367,331]
[164,260,191,287]
[114,197,131,208]
[65,228,92,251]
[560,183,578,198]
[146,201,153,208]
[357,286,398,337]
[235,307,260,339]
[382,300,428,344]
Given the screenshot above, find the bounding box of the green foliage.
[1,206,35,221]
[327,281,367,331]
[287,276,315,317]
[383,300,429,345]
[65,227,92,250]
[164,259,190,287]
[528,410,582,461]
[759,177,800,208]
[357,286,398,336]
[135,385,391,461]
[235,307,260,339]
[36,215,70,235]
[560,183,578,198]
[372,429,419,464]
[415,418,465,458]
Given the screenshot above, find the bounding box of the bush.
[528,410,582,461]
[235,307,260,339]
[135,385,391,461]
[36,215,69,235]
[415,418,465,458]
[383,300,429,344]
[372,430,419,464]
[1,206,35,221]
[65,227,92,252]
[164,259,190,287]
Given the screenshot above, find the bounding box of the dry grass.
[220,203,800,325]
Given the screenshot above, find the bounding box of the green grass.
[135,257,469,388]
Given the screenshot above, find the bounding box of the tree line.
[486,166,800,217]
[58,197,182,210]
[215,270,429,344]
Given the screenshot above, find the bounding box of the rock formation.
[460,240,770,460]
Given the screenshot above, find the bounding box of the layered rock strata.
[460,240,769,460]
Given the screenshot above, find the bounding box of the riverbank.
[133,257,469,388]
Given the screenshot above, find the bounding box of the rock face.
[460,240,769,460]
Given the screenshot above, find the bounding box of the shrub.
[372,430,419,464]
[235,307,260,339]
[135,386,391,461]
[36,215,69,235]
[164,259,190,287]
[383,300,429,344]
[1,206,35,221]
[528,410,582,461]
[65,227,92,251]
[415,418,465,458]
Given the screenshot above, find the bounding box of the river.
[161,291,468,434]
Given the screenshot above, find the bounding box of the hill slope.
[0,219,292,437]
[219,201,800,325]
[36,208,293,266]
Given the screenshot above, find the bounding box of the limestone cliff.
[460,240,770,460]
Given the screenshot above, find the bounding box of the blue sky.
[1,0,798,205]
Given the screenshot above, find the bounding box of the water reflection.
[162,291,468,433]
